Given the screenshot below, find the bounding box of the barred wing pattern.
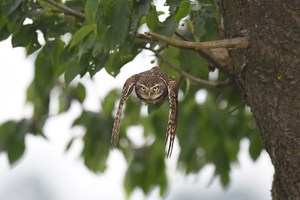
[110,76,136,149]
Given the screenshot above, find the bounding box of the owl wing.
[152,66,179,157]
[165,79,179,157]
[110,75,137,149]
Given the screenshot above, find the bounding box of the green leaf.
[0,120,29,164]
[193,14,206,38]
[70,24,96,48]
[0,26,10,41]
[131,0,151,28]
[146,6,159,30]
[29,41,65,118]
[1,0,23,15]
[58,93,71,113]
[177,48,208,78]
[84,0,100,24]
[75,82,86,103]
[0,13,8,32]
[172,0,191,22]
[160,46,208,80]
[64,0,85,13]
[147,101,165,114]
[104,46,137,76]
[165,0,183,16]
[7,138,25,165]
[34,40,64,84]
[64,58,85,85]
[124,141,167,196]
[159,46,180,78]
[165,0,182,8]
[11,24,41,55]
[73,111,113,172]
[249,129,263,160]
[33,14,77,39]
[124,98,141,125]
[219,169,230,187]
[92,41,103,57]
[189,2,220,42]
[177,99,204,172]
[201,15,219,41]
[102,89,119,114]
[102,0,130,49]
[154,19,177,37]
[88,52,109,77]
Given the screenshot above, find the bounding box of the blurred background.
[0,37,274,200]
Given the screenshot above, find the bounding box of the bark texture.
[222,0,300,199]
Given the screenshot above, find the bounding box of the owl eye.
[140,86,146,92]
[153,86,159,92]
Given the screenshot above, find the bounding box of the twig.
[147,49,232,88]
[44,0,85,20]
[144,32,249,49]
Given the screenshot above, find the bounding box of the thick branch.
[144,32,249,49]
[45,0,85,20]
[174,32,231,72]
[144,32,238,76]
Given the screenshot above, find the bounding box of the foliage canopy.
[0,0,263,196]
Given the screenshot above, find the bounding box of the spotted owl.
[110,66,179,157]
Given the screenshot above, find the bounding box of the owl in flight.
[110,67,179,157]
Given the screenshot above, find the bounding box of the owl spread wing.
[110,76,136,149]
[165,79,179,158]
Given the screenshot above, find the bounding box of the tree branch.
[147,49,232,88]
[44,0,85,20]
[144,32,249,49]
[144,32,239,76]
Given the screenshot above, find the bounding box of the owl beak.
[148,91,151,97]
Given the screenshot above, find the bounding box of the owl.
[110,67,179,157]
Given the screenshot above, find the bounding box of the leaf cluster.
[0,0,263,197]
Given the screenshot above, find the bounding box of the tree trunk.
[222,0,300,199]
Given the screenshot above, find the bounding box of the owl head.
[135,78,168,104]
